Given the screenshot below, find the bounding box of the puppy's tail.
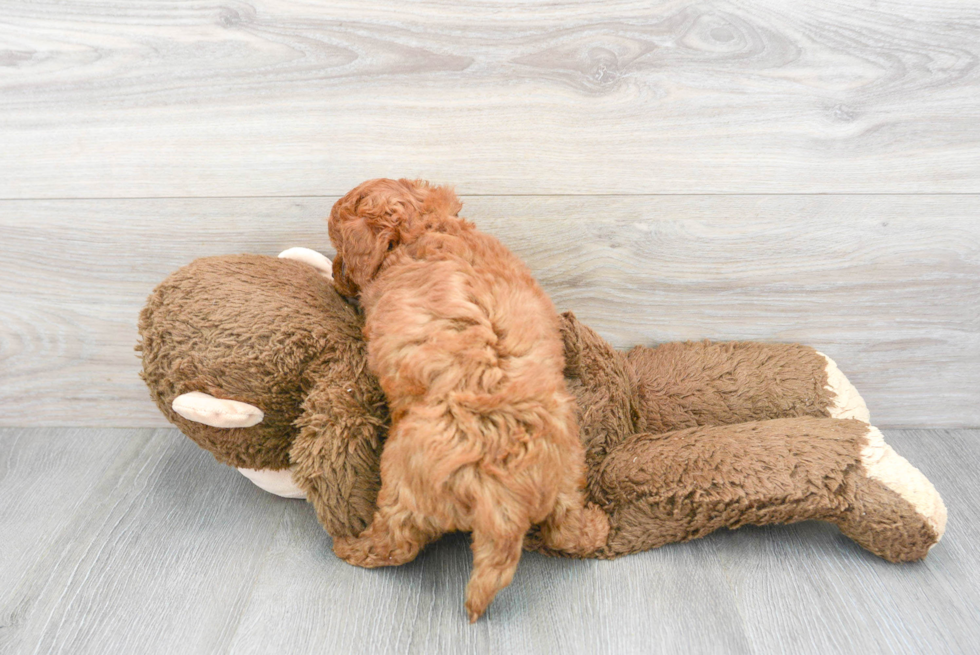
[463,503,530,622]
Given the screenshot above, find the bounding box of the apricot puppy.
[328,178,608,621]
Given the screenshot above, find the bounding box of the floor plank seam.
[219,503,291,655]
[715,550,758,655]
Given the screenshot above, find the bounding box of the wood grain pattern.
[1,0,979,197]
[0,428,147,654]
[0,428,290,655]
[1,195,977,427]
[0,427,977,654]
[228,506,754,655]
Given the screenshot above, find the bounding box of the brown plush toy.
[138,249,947,569]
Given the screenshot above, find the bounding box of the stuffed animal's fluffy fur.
[328,179,607,620]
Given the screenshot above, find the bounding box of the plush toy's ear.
[278,247,333,281]
[169,391,308,497]
[172,391,264,428]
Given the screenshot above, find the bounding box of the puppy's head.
[328,178,461,298]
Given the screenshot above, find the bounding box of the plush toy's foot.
[278,247,334,281]
[817,352,871,422]
[236,466,306,499]
[839,426,947,562]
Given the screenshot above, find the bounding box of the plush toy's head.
[328,178,463,298]
[137,254,365,470]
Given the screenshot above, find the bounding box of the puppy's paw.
[560,504,610,556]
[333,535,410,568]
[332,536,377,568]
[332,536,356,563]
[581,504,611,552]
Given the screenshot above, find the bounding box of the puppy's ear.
[328,178,426,294]
[346,178,426,242]
[418,182,462,218]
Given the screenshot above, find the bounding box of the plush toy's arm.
[290,361,389,539]
[587,417,946,563]
[625,340,870,433]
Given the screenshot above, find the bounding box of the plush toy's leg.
[591,417,946,562]
[625,341,870,433]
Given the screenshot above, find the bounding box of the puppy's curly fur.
[328,178,608,621]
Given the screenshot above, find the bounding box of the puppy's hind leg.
[333,489,435,568]
[333,417,440,568]
[464,507,529,623]
[538,487,609,556]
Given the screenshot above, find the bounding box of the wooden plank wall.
[1,1,978,427]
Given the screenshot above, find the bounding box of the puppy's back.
[362,225,568,416]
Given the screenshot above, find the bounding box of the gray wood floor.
[1,427,977,654]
